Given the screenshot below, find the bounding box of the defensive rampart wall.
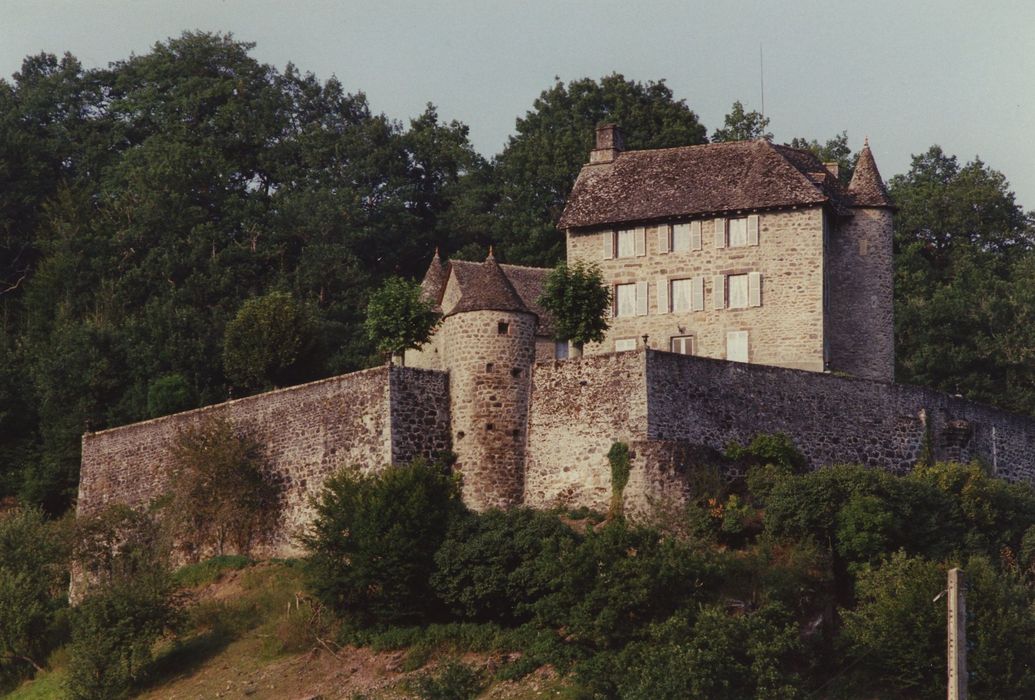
[77,366,450,556]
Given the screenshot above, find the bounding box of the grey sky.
[3,0,1034,209]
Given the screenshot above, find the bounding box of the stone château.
[77,127,1035,556]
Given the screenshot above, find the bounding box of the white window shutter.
[713,275,726,309]
[657,224,670,254]
[748,272,762,307]
[657,277,669,313]
[635,281,648,315]
[714,218,726,248]
[690,220,702,250]
[692,276,705,311]
[635,227,646,256]
[603,230,615,259]
[747,214,760,246]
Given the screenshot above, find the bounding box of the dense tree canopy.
[711,100,772,143]
[491,74,707,266]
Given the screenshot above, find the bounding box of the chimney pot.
[824,161,840,179]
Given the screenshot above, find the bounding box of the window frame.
[614,282,637,317]
[670,335,695,355]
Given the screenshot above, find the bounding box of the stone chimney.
[824,162,840,179]
[590,123,625,164]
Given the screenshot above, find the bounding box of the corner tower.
[439,251,537,510]
[828,139,896,381]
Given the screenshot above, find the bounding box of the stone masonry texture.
[567,208,828,372]
[78,366,450,557]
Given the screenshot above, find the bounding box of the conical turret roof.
[420,248,448,311]
[848,139,894,208]
[447,249,530,316]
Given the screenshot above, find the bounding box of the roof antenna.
[759,44,765,121]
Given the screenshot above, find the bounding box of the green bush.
[68,505,179,700]
[0,508,68,684]
[840,551,945,699]
[302,458,464,625]
[223,291,320,391]
[145,373,195,417]
[164,416,279,560]
[432,508,577,624]
[530,520,702,650]
[414,660,485,700]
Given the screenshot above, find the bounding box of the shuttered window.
[615,283,637,317]
[713,275,726,309]
[617,229,636,257]
[729,217,749,247]
[671,336,695,355]
[672,223,690,252]
[635,281,648,315]
[691,276,705,311]
[729,274,749,308]
[714,218,727,248]
[657,277,669,313]
[726,331,749,362]
[603,230,615,259]
[748,272,762,307]
[690,220,703,250]
[671,278,693,312]
[658,224,671,253]
[747,214,760,245]
[634,227,646,256]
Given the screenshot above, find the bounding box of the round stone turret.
[440,251,537,509]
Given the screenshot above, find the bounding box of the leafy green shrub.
[223,291,320,391]
[727,432,807,474]
[145,373,195,417]
[414,660,485,700]
[432,508,577,623]
[302,458,464,625]
[0,508,68,684]
[164,416,279,560]
[68,506,179,700]
[589,603,804,700]
[607,442,630,518]
[530,520,702,649]
[536,260,611,353]
[171,554,251,588]
[364,276,441,361]
[840,551,945,699]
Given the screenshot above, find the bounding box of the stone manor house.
[77,126,1035,555]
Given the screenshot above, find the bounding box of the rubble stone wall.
[78,366,450,556]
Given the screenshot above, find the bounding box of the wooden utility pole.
[947,567,967,700]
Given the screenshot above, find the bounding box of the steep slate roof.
[848,141,894,208]
[420,253,554,335]
[445,252,530,316]
[559,139,856,230]
[420,249,449,311]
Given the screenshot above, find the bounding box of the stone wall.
[524,352,647,511]
[644,350,1035,483]
[566,207,827,371]
[441,309,537,510]
[827,207,895,381]
[78,366,451,556]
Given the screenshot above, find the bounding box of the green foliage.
[223,291,320,392]
[414,661,485,700]
[711,100,772,142]
[891,146,1035,414]
[537,261,610,351]
[492,74,707,266]
[0,508,68,684]
[788,131,855,183]
[68,505,179,700]
[727,432,807,474]
[431,508,577,623]
[607,442,631,518]
[170,555,251,589]
[145,373,194,418]
[302,458,464,625]
[364,276,441,361]
[841,551,945,699]
[164,416,279,560]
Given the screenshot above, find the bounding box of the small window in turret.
[498,321,510,335]
[511,368,522,377]
[485,362,495,372]
[486,423,495,431]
